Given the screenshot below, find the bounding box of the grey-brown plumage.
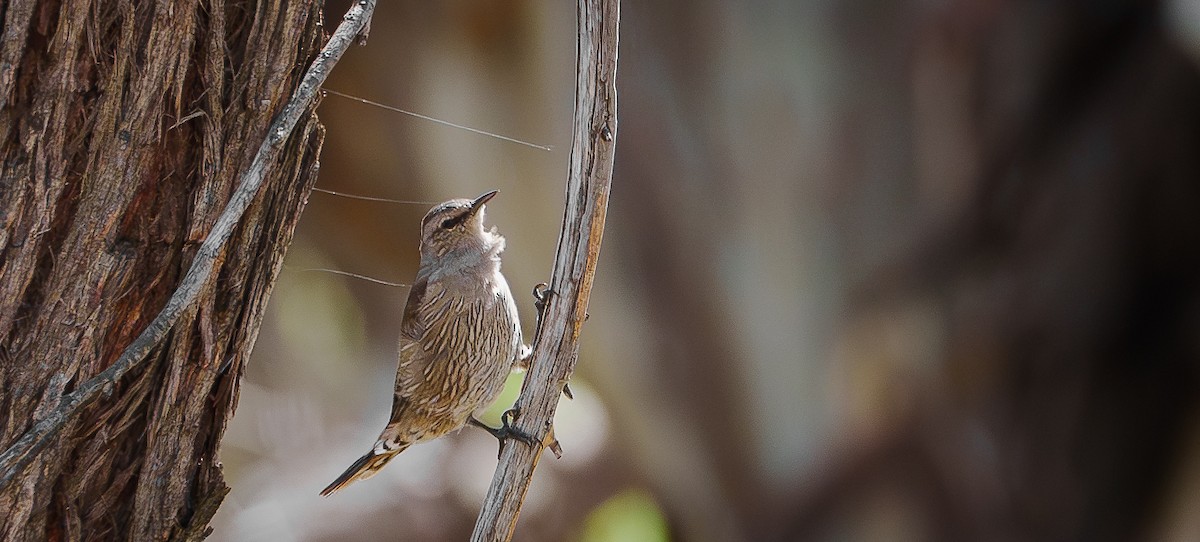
[321,190,524,496]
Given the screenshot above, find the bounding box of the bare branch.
[0,0,377,489]
[470,0,620,540]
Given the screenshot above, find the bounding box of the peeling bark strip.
[0,0,373,539]
[470,0,619,540]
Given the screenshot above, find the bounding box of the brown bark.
[0,0,326,538]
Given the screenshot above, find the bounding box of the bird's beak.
[468,190,498,217]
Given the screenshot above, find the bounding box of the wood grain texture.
[0,0,373,538]
[470,0,619,540]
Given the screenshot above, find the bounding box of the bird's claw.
[532,283,553,304]
[532,283,554,330]
[499,407,516,430]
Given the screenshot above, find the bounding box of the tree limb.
[0,0,376,490]
[470,0,619,540]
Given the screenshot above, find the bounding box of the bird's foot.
[469,408,535,459]
[499,408,537,446]
[532,283,554,333]
[531,283,576,400]
[533,282,553,311]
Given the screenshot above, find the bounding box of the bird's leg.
[530,284,574,399]
[532,282,553,336]
[469,408,536,459]
[467,415,531,443]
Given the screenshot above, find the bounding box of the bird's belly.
[400,285,519,441]
[403,352,513,442]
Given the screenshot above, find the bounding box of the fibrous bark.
[0,0,326,538]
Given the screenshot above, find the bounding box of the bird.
[321,190,532,496]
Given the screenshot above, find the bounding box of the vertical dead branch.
[470,0,619,540]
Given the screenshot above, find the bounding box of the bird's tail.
[320,444,406,496]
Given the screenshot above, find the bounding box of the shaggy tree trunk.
[0,0,325,538]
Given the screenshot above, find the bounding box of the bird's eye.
[440,218,455,229]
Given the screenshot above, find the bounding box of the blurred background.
[210,1,1200,540]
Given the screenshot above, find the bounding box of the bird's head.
[419,190,505,265]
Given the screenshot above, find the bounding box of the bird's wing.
[392,274,451,401]
[388,274,430,426]
[399,274,428,342]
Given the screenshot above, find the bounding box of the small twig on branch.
[0,0,376,489]
[470,0,619,540]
